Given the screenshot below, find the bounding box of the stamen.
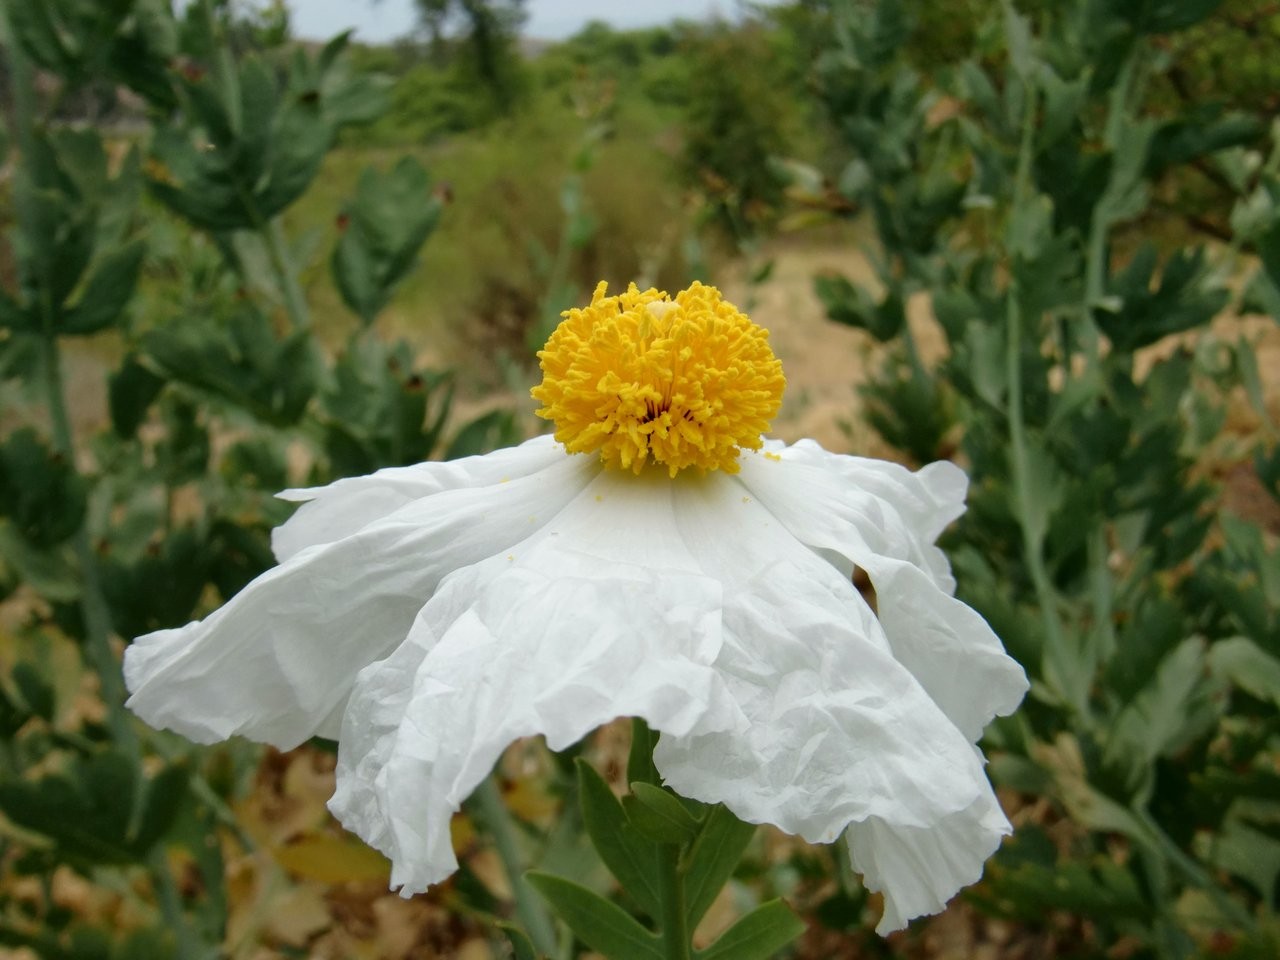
[531,281,786,476]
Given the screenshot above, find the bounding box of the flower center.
[531,281,786,476]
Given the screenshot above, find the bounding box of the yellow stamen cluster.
[532,281,785,476]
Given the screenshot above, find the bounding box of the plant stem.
[657,844,693,960]
[1004,70,1081,714]
[472,775,560,958]
[263,217,312,330]
[6,28,139,758]
[40,340,142,756]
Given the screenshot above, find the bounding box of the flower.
[124,281,1028,934]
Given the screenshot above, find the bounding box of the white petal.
[651,474,992,844]
[124,443,596,748]
[846,782,1012,934]
[329,468,745,893]
[737,445,1028,741]
[272,435,565,562]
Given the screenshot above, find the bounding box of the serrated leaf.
[684,805,756,929]
[576,760,661,918]
[696,899,805,960]
[527,872,662,960]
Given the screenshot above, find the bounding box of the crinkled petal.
[846,781,1012,934]
[272,435,565,562]
[651,473,993,844]
[737,445,1028,742]
[124,443,596,748]
[329,469,745,893]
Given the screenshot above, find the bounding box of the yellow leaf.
[273,835,390,884]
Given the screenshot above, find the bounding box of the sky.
[285,0,765,44]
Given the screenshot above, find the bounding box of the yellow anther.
[532,282,785,476]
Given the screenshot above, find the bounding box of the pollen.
[531,281,785,476]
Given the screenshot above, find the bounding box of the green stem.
[38,336,138,754]
[1005,70,1080,715]
[472,776,560,957]
[7,26,139,757]
[1086,525,1116,666]
[148,849,198,957]
[657,845,693,960]
[263,217,311,330]
[199,0,241,132]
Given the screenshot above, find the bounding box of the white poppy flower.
[124,281,1028,934]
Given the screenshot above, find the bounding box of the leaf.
[576,760,661,918]
[1104,637,1219,797]
[274,835,391,884]
[625,783,700,846]
[498,923,540,960]
[0,428,87,547]
[0,285,34,332]
[684,806,756,929]
[331,157,442,324]
[695,899,805,960]
[59,239,145,335]
[1203,819,1280,903]
[1003,0,1035,80]
[108,355,165,437]
[1208,637,1280,707]
[0,523,80,603]
[1098,245,1228,352]
[0,751,184,866]
[814,273,904,342]
[627,717,660,787]
[526,872,662,960]
[445,409,518,460]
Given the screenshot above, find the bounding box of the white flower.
[124,282,1028,934]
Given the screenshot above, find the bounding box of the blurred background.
[0,1,1278,957]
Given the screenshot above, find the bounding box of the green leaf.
[445,409,519,460]
[814,273,904,342]
[526,872,662,960]
[0,751,184,866]
[108,355,165,437]
[1104,637,1218,797]
[576,759,661,918]
[1208,637,1280,707]
[0,428,87,547]
[625,783,700,846]
[1098,245,1227,352]
[0,522,80,602]
[627,718,660,787]
[1202,819,1280,903]
[498,923,540,960]
[0,285,34,332]
[331,157,442,324]
[695,899,805,960]
[59,239,145,335]
[1002,0,1035,80]
[684,805,756,929]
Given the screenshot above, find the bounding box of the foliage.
[0,1,500,955]
[810,0,1280,954]
[678,24,792,243]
